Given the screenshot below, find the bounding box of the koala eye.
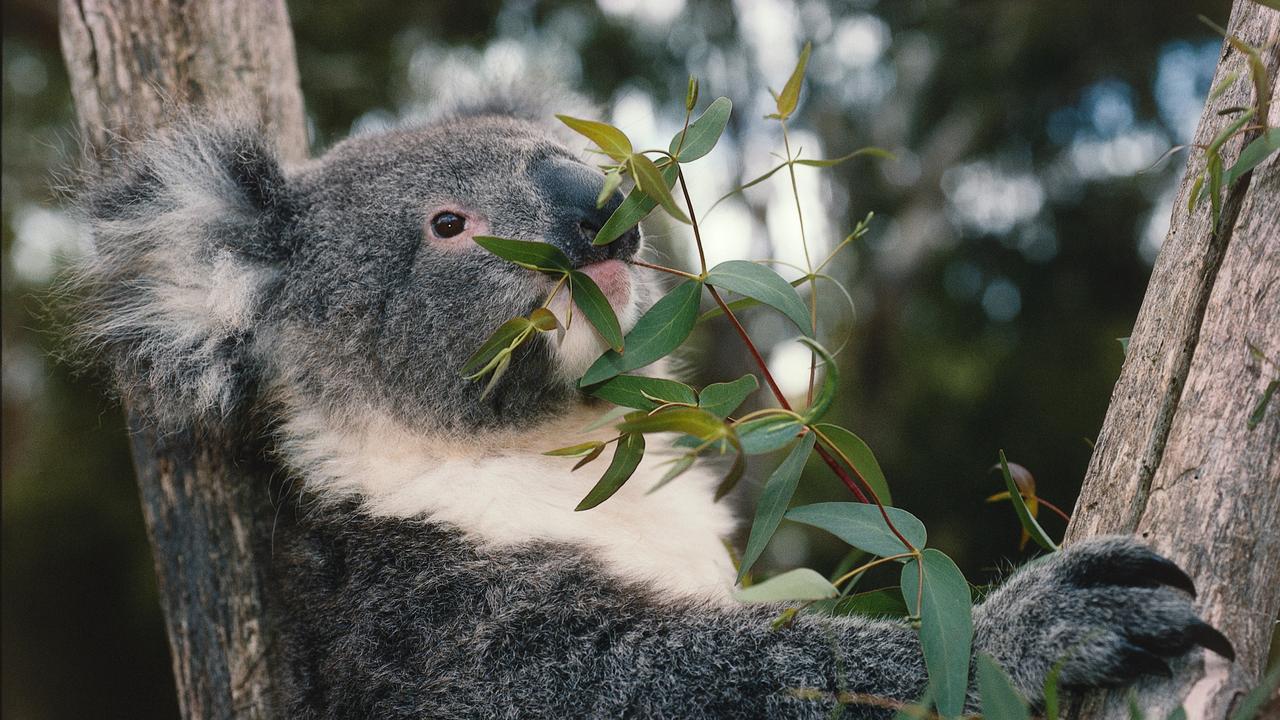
[430,212,467,239]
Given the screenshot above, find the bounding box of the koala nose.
[531,156,641,267]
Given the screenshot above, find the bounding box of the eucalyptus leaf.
[474,236,572,272]
[793,147,895,167]
[713,451,747,500]
[595,161,680,245]
[544,441,605,458]
[977,654,1030,720]
[738,433,817,582]
[575,433,645,511]
[572,443,607,471]
[569,270,624,351]
[580,280,703,386]
[901,549,973,718]
[555,115,633,161]
[785,502,925,557]
[797,338,837,421]
[597,168,623,208]
[705,161,789,216]
[588,374,698,410]
[669,96,732,162]
[819,588,909,619]
[461,317,533,377]
[737,415,805,454]
[1223,129,1279,187]
[775,42,812,120]
[648,453,697,493]
[699,374,760,418]
[616,406,727,440]
[734,567,837,603]
[705,260,813,335]
[814,423,892,506]
[631,153,691,224]
[998,450,1058,551]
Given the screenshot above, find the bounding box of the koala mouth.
[577,259,633,307]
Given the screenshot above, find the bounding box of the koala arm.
[276,508,927,720]
[275,509,1229,720]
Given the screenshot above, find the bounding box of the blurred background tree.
[1,0,1239,716]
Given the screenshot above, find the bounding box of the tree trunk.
[1066,2,1279,718]
[58,1,307,717]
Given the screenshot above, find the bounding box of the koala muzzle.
[532,156,641,267]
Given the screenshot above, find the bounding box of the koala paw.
[973,536,1233,702]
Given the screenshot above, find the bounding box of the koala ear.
[69,118,294,427]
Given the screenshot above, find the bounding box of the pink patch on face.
[578,259,632,308]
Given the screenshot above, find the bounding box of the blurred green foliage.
[1,0,1234,716]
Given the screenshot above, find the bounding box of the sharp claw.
[1189,621,1235,661]
[1144,554,1197,596]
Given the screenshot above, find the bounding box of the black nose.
[531,156,641,267]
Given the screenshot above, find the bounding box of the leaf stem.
[628,258,701,280]
[676,168,709,275]
[831,552,915,589]
[780,120,820,405]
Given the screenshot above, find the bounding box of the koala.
[69,98,1234,719]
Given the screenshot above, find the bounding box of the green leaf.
[738,433,817,582]
[901,549,973,718]
[785,502,925,557]
[775,42,812,120]
[588,374,698,410]
[669,96,732,162]
[616,406,727,440]
[705,161,789,216]
[1224,129,1279,188]
[1187,173,1205,212]
[713,451,747,500]
[793,147,896,167]
[1042,658,1066,720]
[580,280,703,386]
[575,433,646,511]
[706,260,813,335]
[569,270,624,351]
[733,567,837,603]
[630,153,691,224]
[1117,336,1131,356]
[544,441,605,457]
[737,415,805,454]
[1166,707,1187,720]
[1249,379,1278,430]
[572,442,607,471]
[649,453,697,493]
[595,161,680,246]
[977,654,1030,720]
[474,236,572,272]
[822,588,909,619]
[555,115,633,161]
[1230,661,1280,720]
[529,307,559,332]
[998,450,1059,551]
[597,167,623,208]
[461,317,533,377]
[699,374,759,418]
[797,338,837,421]
[814,423,892,506]
[685,75,699,111]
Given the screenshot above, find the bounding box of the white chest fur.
[279,404,740,601]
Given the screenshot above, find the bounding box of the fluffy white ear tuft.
[66,117,294,427]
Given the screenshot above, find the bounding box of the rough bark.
[57,1,307,717]
[1066,2,1280,718]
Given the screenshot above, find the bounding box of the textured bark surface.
[58,1,307,717]
[1067,2,1280,718]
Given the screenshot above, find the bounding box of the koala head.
[72,108,654,432]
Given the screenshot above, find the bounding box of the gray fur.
[67,107,1230,718]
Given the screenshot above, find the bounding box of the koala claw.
[974,536,1234,701]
